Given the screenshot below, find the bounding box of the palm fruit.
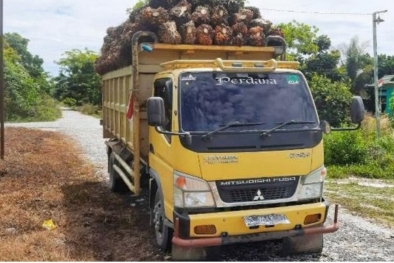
[250,18,273,33]
[196,24,214,45]
[232,32,246,46]
[232,21,248,35]
[233,8,253,25]
[211,5,229,26]
[138,6,169,26]
[267,26,285,38]
[180,20,197,44]
[248,26,264,46]
[224,0,245,14]
[158,21,182,44]
[192,6,211,26]
[149,0,178,9]
[214,24,233,45]
[244,6,261,19]
[170,0,192,27]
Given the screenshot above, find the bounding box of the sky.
[4,0,393,77]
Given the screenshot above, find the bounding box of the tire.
[108,152,129,193]
[152,189,173,251]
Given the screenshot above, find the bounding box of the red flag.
[126,93,134,127]
[378,78,384,88]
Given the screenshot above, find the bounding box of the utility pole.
[372,10,387,139]
[0,0,4,159]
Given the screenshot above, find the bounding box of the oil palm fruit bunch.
[248,26,264,46]
[180,20,197,44]
[233,8,254,24]
[250,18,272,33]
[149,0,178,9]
[244,6,261,19]
[170,0,192,27]
[211,5,229,26]
[214,24,233,45]
[224,0,245,14]
[129,4,148,23]
[158,21,182,44]
[196,24,214,45]
[232,21,248,35]
[138,7,169,27]
[192,6,211,26]
[232,32,246,46]
[267,26,285,38]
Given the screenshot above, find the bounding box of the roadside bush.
[325,114,394,179]
[79,103,102,118]
[324,130,367,166]
[62,97,77,108]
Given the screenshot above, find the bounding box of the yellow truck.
[100,31,365,260]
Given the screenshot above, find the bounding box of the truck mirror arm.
[330,123,362,132]
[155,127,192,145]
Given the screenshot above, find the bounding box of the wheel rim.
[153,200,165,242]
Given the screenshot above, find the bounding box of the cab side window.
[154,78,173,141]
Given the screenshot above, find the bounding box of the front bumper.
[172,203,339,248]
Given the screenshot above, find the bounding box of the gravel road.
[7,108,394,261]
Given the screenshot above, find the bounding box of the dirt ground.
[0,127,165,261]
[2,126,394,262]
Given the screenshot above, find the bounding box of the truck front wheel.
[153,189,173,251]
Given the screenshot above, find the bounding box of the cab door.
[148,77,176,220]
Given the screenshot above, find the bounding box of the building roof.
[366,75,394,88]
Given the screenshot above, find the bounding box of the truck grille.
[216,176,299,203]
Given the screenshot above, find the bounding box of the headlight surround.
[299,166,326,200]
[173,171,215,208]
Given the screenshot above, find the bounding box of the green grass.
[325,180,394,228]
[328,164,394,180]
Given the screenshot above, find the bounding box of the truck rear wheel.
[153,189,173,251]
[108,152,128,193]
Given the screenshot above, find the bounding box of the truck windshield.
[179,72,318,132]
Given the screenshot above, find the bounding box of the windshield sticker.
[286,75,300,85]
[181,74,197,81]
[215,77,277,86]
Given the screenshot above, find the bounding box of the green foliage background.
[4,33,61,122]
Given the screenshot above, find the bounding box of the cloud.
[4,0,393,77]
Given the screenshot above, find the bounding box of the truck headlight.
[173,171,215,208]
[299,166,326,200]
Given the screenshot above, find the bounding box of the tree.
[4,32,53,94]
[278,22,344,82]
[303,50,343,82]
[4,38,60,121]
[309,74,353,127]
[378,55,394,77]
[278,20,319,58]
[53,48,101,106]
[339,36,372,94]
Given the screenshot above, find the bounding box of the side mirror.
[320,120,331,135]
[350,96,365,124]
[147,97,166,127]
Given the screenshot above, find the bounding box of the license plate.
[243,214,290,227]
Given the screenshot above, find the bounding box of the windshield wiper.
[260,120,316,138]
[201,121,266,141]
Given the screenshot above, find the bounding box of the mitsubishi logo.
[253,189,265,201]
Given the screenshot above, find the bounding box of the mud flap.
[171,244,207,261]
[282,233,323,255]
